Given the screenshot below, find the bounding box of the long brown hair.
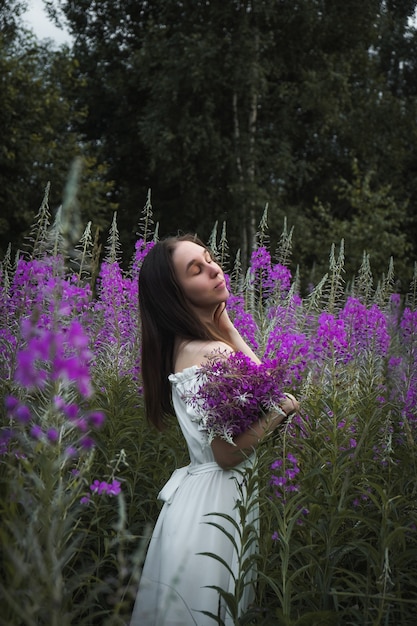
[139,234,227,430]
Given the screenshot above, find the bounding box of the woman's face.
[172,240,229,311]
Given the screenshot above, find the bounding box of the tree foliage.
[0,5,115,258]
[2,0,417,288]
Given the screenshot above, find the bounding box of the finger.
[283,392,296,403]
[282,393,299,416]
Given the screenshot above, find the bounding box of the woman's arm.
[211,394,299,470]
[211,304,300,468]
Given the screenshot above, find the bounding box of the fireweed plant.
[0,197,416,625]
[0,252,146,624]
[184,351,295,445]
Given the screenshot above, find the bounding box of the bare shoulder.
[174,339,233,373]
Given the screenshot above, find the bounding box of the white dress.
[130,366,258,626]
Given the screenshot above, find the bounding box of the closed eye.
[186,250,214,275]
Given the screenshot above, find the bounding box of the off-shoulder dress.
[130,365,258,626]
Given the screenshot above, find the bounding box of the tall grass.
[0,187,416,625]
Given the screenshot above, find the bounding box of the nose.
[209,261,221,277]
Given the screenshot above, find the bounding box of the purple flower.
[0,428,14,450]
[270,451,301,502]
[249,247,292,297]
[311,312,349,363]
[93,261,140,378]
[15,405,31,423]
[88,411,106,429]
[80,436,95,450]
[133,239,155,274]
[47,428,59,443]
[15,349,48,388]
[5,396,19,412]
[75,418,88,432]
[340,297,390,357]
[90,480,107,494]
[227,291,259,349]
[185,351,291,443]
[14,317,94,397]
[30,424,43,440]
[54,396,66,411]
[62,403,79,420]
[90,478,121,496]
[107,479,122,495]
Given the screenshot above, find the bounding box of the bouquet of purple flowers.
[187,351,290,444]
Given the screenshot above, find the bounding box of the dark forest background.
[2,0,417,290]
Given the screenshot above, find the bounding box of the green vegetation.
[1,1,417,289]
[0,193,416,624]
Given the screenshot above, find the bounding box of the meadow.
[1,193,416,625]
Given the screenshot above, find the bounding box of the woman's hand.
[264,392,299,435]
[212,393,300,469]
[279,392,299,418]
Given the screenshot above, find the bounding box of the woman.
[131,234,298,626]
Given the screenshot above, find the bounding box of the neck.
[190,304,218,326]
